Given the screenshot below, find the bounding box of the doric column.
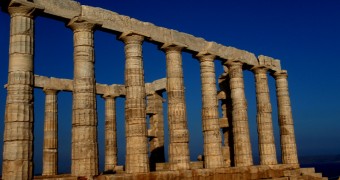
[161,44,190,170]
[68,18,98,177]
[42,89,59,175]
[272,70,299,164]
[147,91,165,171]
[103,96,118,171]
[197,54,224,168]
[218,66,233,167]
[120,33,149,173]
[2,4,35,179]
[226,61,253,167]
[252,66,277,165]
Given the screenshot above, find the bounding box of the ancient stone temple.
[0,0,326,179]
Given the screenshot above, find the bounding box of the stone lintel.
[2,0,280,71]
[35,75,73,92]
[258,55,282,72]
[34,75,166,97]
[145,78,166,95]
[100,84,126,98]
[33,0,81,20]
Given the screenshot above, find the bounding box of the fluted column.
[273,70,299,164]
[2,4,35,179]
[42,89,59,175]
[103,96,118,171]
[226,61,253,167]
[162,45,190,170]
[252,66,277,165]
[197,54,224,168]
[120,33,149,173]
[147,92,165,171]
[68,18,98,177]
[218,66,233,167]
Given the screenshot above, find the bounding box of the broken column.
[162,44,190,170]
[2,3,35,179]
[252,66,277,165]
[197,54,225,168]
[147,91,165,171]
[103,96,118,171]
[273,70,299,164]
[226,61,253,167]
[218,66,233,167]
[68,18,98,177]
[42,89,59,175]
[120,33,149,173]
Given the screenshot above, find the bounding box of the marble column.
[68,18,98,177]
[2,4,35,179]
[273,70,299,164]
[197,54,225,168]
[120,33,149,173]
[252,66,277,165]
[42,89,59,175]
[103,96,118,171]
[226,61,253,167]
[162,45,190,170]
[218,66,233,167]
[147,92,165,171]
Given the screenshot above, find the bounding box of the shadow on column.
[149,144,165,171]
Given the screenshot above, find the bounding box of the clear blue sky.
[0,0,339,175]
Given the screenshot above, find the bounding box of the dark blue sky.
[0,0,340,175]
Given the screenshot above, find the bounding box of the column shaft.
[104,97,118,171]
[147,92,165,171]
[253,67,277,165]
[42,90,58,175]
[227,61,253,167]
[163,45,190,170]
[2,5,35,180]
[273,70,299,164]
[68,19,98,177]
[120,34,149,173]
[198,55,224,168]
[218,70,233,167]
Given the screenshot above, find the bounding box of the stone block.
[130,18,156,38]
[149,26,172,43]
[219,117,229,128]
[34,0,81,20]
[101,11,132,33]
[258,55,282,72]
[171,30,207,51]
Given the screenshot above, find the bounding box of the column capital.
[272,70,288,79]
[225,60,243,67]
[102,94,117,100]
[196,52,216,62]
[251,66,269,74]
[67,17,99,32]
[119,32,144,44]
[43,88,59,95]
[160,43,184,52]
[8,1,41,17]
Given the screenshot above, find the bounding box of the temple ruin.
[0,0,326,179]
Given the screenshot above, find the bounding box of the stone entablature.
[7,0,280,71]
[33,75,166,97]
